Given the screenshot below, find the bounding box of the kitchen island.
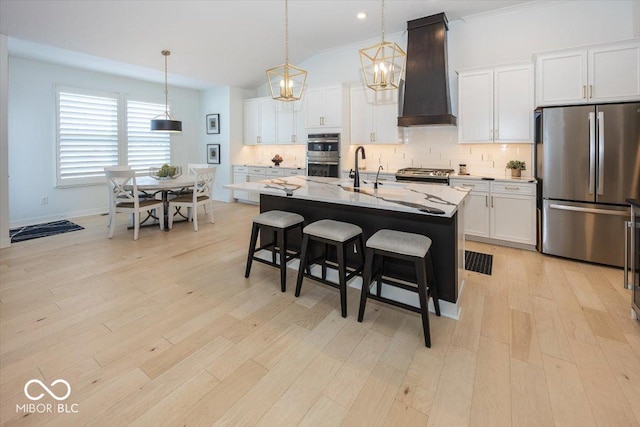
[225,176,470,318]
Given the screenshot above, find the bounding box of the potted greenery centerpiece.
[506,160,526,178]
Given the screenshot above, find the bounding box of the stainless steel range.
[395,167,454,184]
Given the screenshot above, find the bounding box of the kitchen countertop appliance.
[535,102,640,268]
[307,133,339,178]
[395,167,454,184]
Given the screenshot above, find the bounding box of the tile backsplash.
[239,126,533,177]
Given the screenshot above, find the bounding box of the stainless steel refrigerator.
[535,102,640,268]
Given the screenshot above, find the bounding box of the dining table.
[126,175,200,230]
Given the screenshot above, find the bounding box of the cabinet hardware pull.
[589,85,593,98]
[495,129,498,139]
[583,85,587,98]
[490,129,493,139]
[485,195,488,207]
[373,132,376,142]
[462,184,475,187]
[491,196,494,208]
[504,186,520,190]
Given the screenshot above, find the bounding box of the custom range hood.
[398,13,457,126]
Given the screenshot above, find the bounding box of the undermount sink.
[337,180,405,191]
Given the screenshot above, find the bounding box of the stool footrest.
[365,293,422,314]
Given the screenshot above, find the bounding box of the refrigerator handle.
[588,112,596,195]
[597,111,604,195]
[625,221,632,290]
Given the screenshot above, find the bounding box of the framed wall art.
[207,144,220,164]
[206,114,220,134]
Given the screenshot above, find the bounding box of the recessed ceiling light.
[357,12,367,20]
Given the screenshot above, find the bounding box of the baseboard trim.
[466,235,536,251]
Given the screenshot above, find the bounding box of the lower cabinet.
[233,165,306,203]
[450,179,536,246]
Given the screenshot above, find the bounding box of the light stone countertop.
[225,176,470,218]
[233,163,306,169]
[449,173,537,184]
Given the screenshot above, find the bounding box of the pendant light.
[266,0,307,102]
[151,50,182,132]
[359,0,406,91]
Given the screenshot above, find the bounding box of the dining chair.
[105,168,165,240]
[187,163,209,175]
[168,166,216,231]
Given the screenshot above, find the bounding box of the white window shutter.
[126,100,171,171]
[56,90,119,186]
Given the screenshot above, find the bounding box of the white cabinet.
[233,166,265,203]
[350,86,400,144]
[276,100,305,144]
[233,166,306,204]
[305,85,345,129]
[535,39,640,106]
[243,98,276,145]
[458,63,533,144]
[450,179,536,246]
[451,180,491,237]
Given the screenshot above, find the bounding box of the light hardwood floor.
[1,201,639,426]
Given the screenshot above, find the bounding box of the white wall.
[7,57,200,227]
[0,34,9,247]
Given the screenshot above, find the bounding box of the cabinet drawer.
[450,179,490,192]
[234,166,249,173]
[491,182,535,195]
[265,168,286,177]
[285,169,305,176]
[248,167,266,174]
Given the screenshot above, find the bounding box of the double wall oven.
[307,133,340,177]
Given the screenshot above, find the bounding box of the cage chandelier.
[266,0,307,102]
[359,0,406,91]
[150,50,182,132]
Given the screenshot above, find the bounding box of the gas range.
[395,167,455,184]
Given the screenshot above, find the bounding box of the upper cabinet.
[535,39,640,107]
[275,100,305,144]
[458,63,533,144]
[243,97,276,145]
[350,86,401,145]
[304,84,346,129]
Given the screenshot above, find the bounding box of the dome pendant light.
[151,50,182,132]
[266,0,307,102]
[359,0,406,91]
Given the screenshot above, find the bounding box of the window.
[56,89,119,186]
[56,87,172,187]
[126,100,171,171]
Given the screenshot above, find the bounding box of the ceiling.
[0,0,534,90]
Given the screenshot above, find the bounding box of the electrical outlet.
[40,196,48,205]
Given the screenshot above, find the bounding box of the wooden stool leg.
[278,230,287,292]
[321,243,329,280]
[272,230,277,264]
[376,257,385,297]
[415,258,432,348]
[426,252,441,316]
[358,248,376,322]
[336,242,347,318]
[245,223,260,278]
[295,234,310,297]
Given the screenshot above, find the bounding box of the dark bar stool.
[357,229,441,347]
[295,219,365,318]
[245,210,304,292]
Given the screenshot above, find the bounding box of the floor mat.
[10,220,84,243]
[465,250,493,275]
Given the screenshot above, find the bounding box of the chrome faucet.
[374,165,384,189]
[354,146,366,189]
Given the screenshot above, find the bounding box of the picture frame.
[206,114,220,134]
[207,144,220,164]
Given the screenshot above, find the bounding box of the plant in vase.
[506,160,526,177]
[271,154,283,166]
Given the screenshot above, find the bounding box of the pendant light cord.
[381,0,385,43]
[284,0,289,64]
[162,50,170,117]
